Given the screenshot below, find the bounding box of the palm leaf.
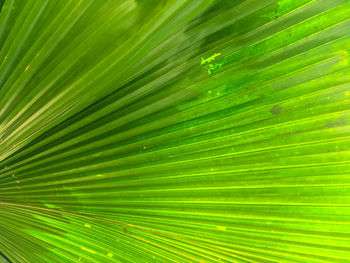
[1,0,350,262]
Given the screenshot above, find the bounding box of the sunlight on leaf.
[1,0,350,262]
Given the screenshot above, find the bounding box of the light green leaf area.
[1,0,350,262]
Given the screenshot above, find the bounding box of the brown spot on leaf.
[270,105,283,115]
[324,117,347,128]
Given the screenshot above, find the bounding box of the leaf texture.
[1,0,350,262]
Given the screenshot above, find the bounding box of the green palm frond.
[1,0,350,262]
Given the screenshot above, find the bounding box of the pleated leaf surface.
[1,0,350,262]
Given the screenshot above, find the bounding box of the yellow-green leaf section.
[1,0,350,262]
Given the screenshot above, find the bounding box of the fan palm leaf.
[1,0,350,262]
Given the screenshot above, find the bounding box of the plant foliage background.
[1,0,350,262]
